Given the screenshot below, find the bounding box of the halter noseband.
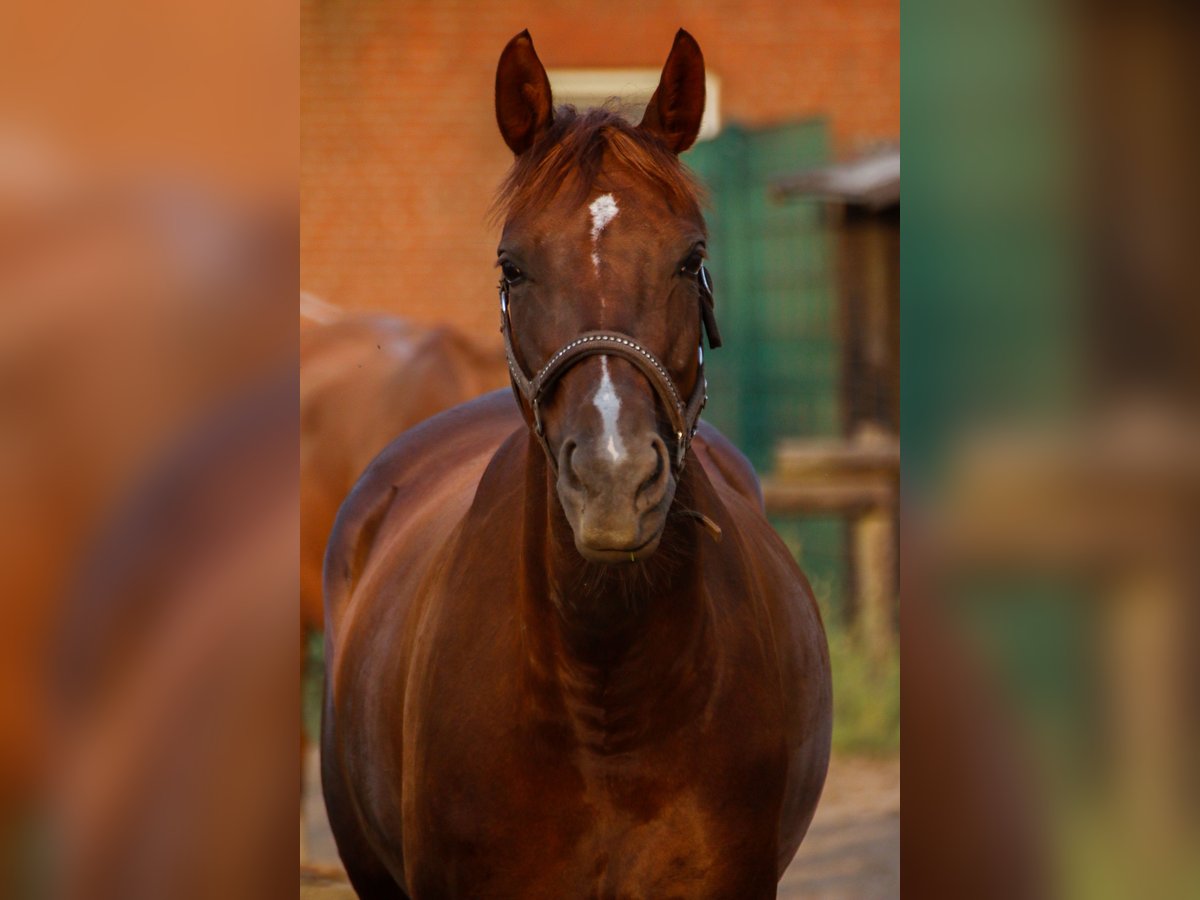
[500,265,721,473]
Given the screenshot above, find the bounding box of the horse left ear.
[639,29,706,154]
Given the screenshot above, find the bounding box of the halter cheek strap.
[500,265,720,473]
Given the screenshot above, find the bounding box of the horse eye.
[501,261,523,284]
[680,252,704,276]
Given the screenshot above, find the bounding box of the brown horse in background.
[300,298,506,638]
[322,30,831,898]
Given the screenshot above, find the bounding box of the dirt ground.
[301,751,899,899]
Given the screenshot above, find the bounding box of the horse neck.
[516,436,716,751]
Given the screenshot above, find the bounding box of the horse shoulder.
[691,421,832,872]
[693,421,765,512]
[322,390,523,641]
[723,506,831,875]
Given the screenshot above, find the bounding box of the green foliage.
[826,621,901,756]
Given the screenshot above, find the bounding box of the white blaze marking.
[588,193,619,273]
[593,357,625,462]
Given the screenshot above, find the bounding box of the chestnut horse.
[322,30,831,898]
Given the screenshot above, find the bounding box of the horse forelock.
[490,107,705,226]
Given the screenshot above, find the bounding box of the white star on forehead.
[588,193,618,272]
[589,193,619,239]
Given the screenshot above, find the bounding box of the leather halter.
[500,264,721,473]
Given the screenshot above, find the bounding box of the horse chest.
[408,790,777,898]
[393,573,792,894]
[405,724,783,899]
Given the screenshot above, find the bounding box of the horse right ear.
[495,30,554,156]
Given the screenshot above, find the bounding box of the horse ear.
[495,30,554,156]
[639,29,706,154]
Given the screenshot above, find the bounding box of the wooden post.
[856,503,896,660]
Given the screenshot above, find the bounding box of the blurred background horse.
[299,297,505,645]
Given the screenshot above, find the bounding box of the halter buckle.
[532,397,544,436]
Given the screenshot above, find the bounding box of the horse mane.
[491,106,705,224]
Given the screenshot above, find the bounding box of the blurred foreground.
[0,0,297,896]
[904,0,1200,897]
[0,165,298,897]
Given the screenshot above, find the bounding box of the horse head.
[494,29,714,564]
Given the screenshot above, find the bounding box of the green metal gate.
[684,120,849,617]
[684,119,838,468]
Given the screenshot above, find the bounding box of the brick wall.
[301,0,898,335]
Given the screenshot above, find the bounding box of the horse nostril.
[637,437,668,503]
[560,439,583,490]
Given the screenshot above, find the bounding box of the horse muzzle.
[556,431,675,563]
